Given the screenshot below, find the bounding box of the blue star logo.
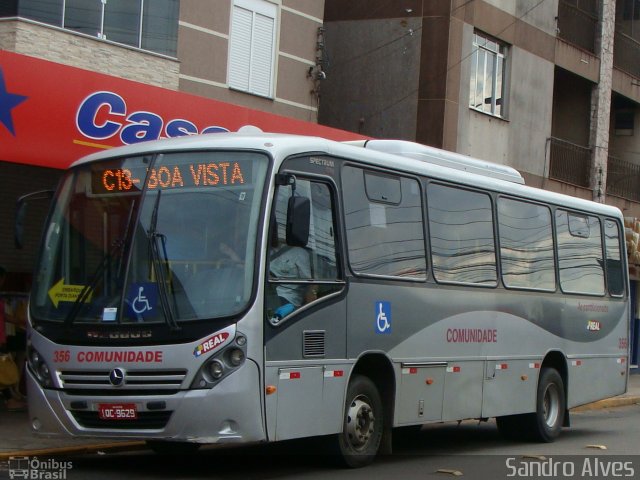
[0,68,28,136]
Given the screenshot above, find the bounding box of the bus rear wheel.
[337,374,383,468]
[532,367,565,442]
[496,367,565,442]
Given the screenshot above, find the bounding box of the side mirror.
[286,196,310,247]
[15,190,54,249]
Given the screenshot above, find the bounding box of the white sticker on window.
[370,203,387,228]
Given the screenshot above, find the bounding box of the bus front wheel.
[337,374,383,468]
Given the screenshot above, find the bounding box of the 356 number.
[53,350,71,363]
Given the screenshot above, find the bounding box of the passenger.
[269,229,317,319]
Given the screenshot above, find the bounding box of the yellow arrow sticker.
[48,278,92,308]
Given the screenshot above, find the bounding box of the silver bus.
[24,133,629,467]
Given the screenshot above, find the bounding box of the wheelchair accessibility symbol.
[375,301,391,334]
[126,283,158,319]
[132,286,152,314]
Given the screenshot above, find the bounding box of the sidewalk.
[1,373,638,459]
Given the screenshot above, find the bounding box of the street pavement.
[1,372,638,459]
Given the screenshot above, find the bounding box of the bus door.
[263,171,347,441]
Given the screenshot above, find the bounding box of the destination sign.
[91,160,249,195]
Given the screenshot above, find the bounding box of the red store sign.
[0,51,361,169]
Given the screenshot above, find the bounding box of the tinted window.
[18,0,62,25]
[498,198,555,290]
[556,210,604,295]
[343,166,426,279]
[141,0,179,56]
[64,0,101,37]
[104,0,141,48]
[605,219,624,296]
[428,183,497,286]
[13,0,177,56]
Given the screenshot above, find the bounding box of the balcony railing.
[557,0,598,53]
[548,137,592,187]
[614,31,640,78]
[606,155,640,202]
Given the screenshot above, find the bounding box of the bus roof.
[72,132,622,219]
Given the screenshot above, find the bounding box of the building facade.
[320,0,639,210]
[318,0,640,370]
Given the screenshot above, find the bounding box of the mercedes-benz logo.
[109,368,126,387]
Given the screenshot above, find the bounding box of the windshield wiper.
[64,200,137,328]
[147,190,181,332]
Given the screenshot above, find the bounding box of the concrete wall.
[318,17,421,139]
[483,0,559,36]
[0,20,179,90]
[178,0,324,122]
[456,25,554,178]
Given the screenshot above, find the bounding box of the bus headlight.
[208,360,225,380]
[27,346,54,388]
[190,332,248,389]
[227,348,245,367]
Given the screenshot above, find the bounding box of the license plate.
[98,403,138,420]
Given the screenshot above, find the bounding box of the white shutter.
[228,5,253,92]
[228,0,276,97]
[249,12,274,97]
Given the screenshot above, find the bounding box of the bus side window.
[342,166,426,279]
[555,210,605,295]
[605,219,624,297]
[427,183,497,286]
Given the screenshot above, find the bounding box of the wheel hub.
[345,396,375,449]
[543,383,560,428]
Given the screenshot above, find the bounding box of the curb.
[571,395,640,412]
[0,441,147,460]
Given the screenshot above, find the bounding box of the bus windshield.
[30,150,269,325]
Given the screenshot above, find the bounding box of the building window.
[7,0,178,57]
[469,31,507,117]
[228,0,277,98]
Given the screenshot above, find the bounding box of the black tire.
[337,375,384,468]
[146,440,201,455]
[496,367,565,443]
[531,367,565,442]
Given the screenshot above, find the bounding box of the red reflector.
[453,366,461,373]
[334,370,344,377]
[290,371,300,379]
[409,367,418,374]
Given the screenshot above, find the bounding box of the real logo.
[587,320,601,331]
[194,332,230,357]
